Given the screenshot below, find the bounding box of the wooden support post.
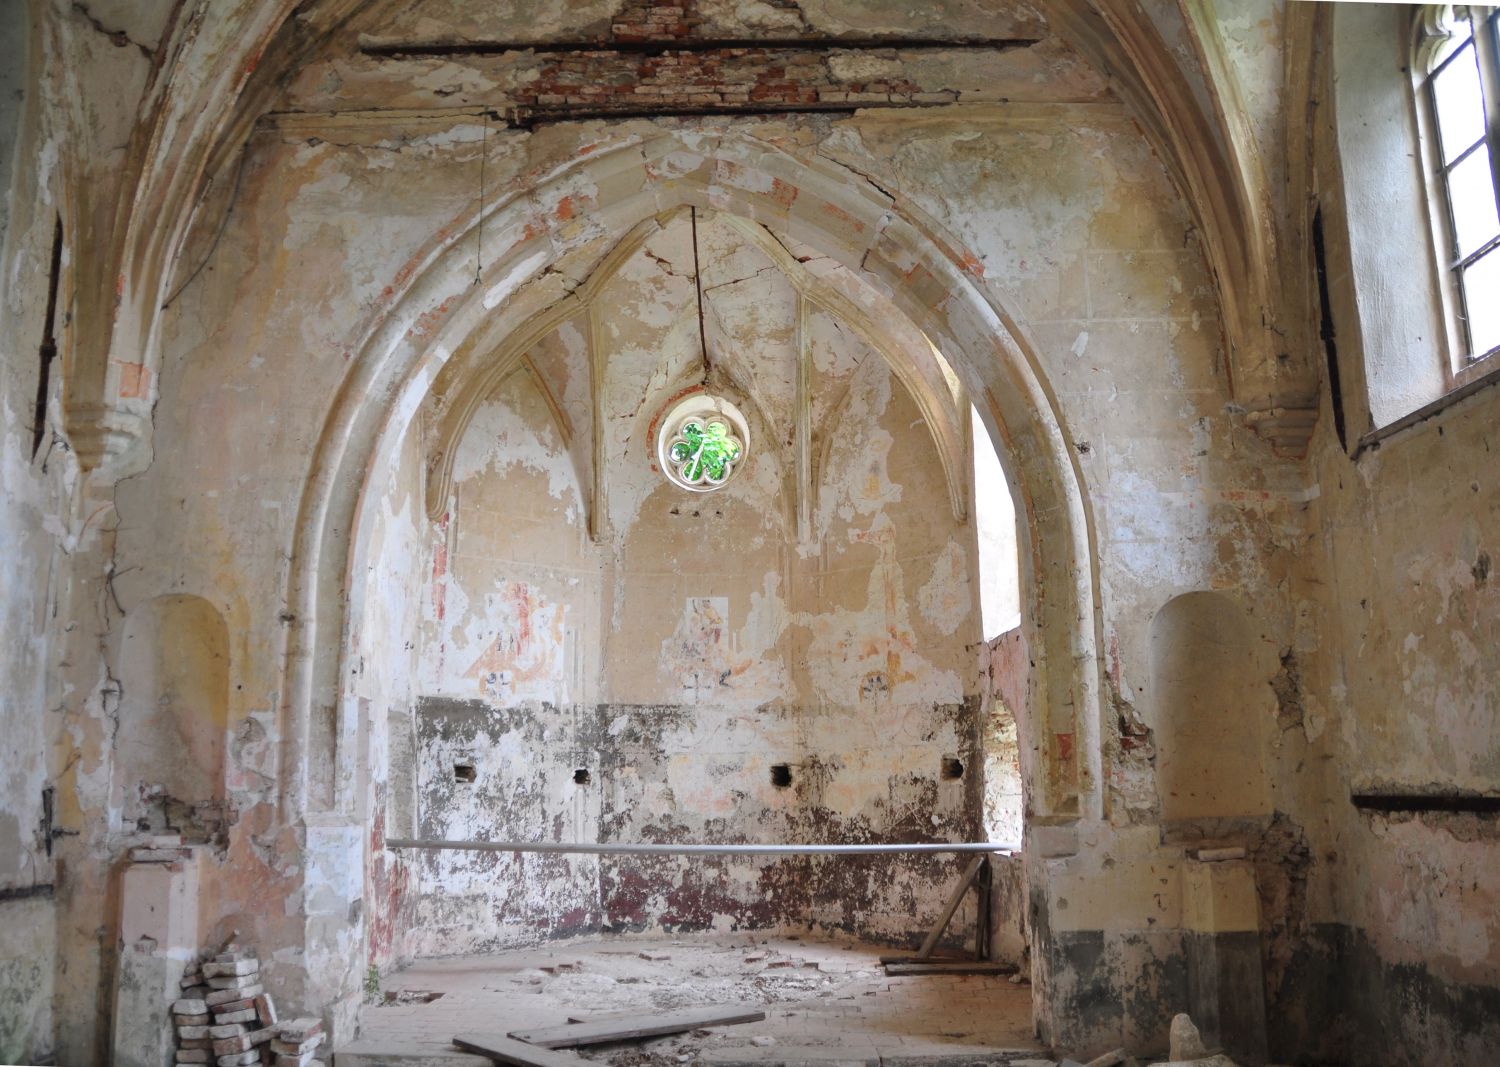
[974,855,992,961]
[916,855,985,960]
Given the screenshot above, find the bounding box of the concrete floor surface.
[338,935,1049,1067]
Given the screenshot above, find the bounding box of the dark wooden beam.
[362,36,1040,58]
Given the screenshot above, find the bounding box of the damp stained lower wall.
[1284,369,1500,1066]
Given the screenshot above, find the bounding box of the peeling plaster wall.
[6,4,1373,1059]
[0,9,63,1063]
[982,629,1027,850]
[360,420,427,974]
[406,214,989,954]
[76,99,1289,1059]
[1328,5,1450,428]
[1282,12,1500,1059]
[287,0,1095,119]
[1289,377,1500,1065]
[358,0,1050,45]
[85,111,486,1058]
[411,367,604,956]
[819,108,1305,1057]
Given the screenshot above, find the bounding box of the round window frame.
[655,394,750,493]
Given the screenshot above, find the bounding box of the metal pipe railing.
[384,838,1019,856]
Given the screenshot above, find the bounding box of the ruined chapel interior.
[1,2,1498,1066]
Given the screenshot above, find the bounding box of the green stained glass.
[671,417,742,485]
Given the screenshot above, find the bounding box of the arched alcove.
[1149,592,1273,823]
[114,595,230,835]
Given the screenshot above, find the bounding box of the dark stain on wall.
[1274,923,1500,1066]
[408,695,985,951]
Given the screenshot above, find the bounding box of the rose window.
[656,395,749,492]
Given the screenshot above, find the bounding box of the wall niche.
[115,595,230,837]
[1149,592,1273,824]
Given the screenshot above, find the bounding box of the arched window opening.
[1416,5,1500,378]
[972,404,1021,641]
[970,404,1024,855]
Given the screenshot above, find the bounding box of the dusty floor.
[339,935,1047,1066]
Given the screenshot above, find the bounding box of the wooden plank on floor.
[883,961,1017,976]
[453,1033,590,1066]
[509,1004,767,1048]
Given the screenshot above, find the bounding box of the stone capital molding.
[63,402,153,475]
[1243,400,1320,458]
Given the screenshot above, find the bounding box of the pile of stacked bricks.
[171,948,326,1066]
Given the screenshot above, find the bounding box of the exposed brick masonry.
[516,47,937,118]
[362,0,1036,122]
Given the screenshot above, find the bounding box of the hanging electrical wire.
[690,206,712,384]
[473,111,488,287]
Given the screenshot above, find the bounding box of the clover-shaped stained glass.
[655,395,750,493]
[666,416,743,487]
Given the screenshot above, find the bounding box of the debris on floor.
[385,989,446,1005]
[171,943,324,1067]
[455,1032,588,1066]
[339,935,1040,1065]
[507,1004,766,1049]
[1169,1014,1208,1060]
[1142,1013,1239,1067]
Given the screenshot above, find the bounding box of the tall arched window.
[1416,5,1500,381]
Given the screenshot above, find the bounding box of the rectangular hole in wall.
[770,763,793,788]
[941,756,965,781]
[573,768,591,785]
[453,763,477,783]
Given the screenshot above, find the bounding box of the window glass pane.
[1448,147,1500,258]
[1462,250,1500,358]
[1433,41,1487,164]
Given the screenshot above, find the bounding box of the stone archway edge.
[278,127,1103,845]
